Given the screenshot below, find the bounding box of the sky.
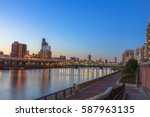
[0,0,150,62]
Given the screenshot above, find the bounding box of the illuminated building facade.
[11,41,27,58]
[146,22,150,60]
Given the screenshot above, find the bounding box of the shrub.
[121,58,138,83]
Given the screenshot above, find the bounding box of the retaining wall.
[139,61,150,90]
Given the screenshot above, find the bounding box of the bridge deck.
[66,71,121,100]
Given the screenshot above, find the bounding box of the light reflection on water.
[0,67,113,99]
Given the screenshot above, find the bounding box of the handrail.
[36,71,120,100]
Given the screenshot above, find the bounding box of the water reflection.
[0,67,114,99]
[9,70,27,99]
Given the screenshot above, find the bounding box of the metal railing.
[87,84,125,100]
[36,71,120,100]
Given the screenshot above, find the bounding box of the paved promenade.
[65,71,150,100]
[125,85,149,100]
[66,71,121,100]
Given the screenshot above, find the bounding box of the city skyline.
[0,0,150,61]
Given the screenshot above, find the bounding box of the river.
[0,67,114,99]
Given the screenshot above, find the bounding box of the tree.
[121,58,138,83]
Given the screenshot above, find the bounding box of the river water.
[0,67,114,99]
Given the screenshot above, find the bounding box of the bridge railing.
[36,71,119,100]
[87,84,125,100]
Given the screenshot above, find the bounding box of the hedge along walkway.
[65,71,122,100]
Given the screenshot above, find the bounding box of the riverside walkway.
[125,85,149,100]
[66,71,122,100]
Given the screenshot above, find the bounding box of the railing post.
[63,90,66,98]
[71,87,73,95]
[55,93,58,100]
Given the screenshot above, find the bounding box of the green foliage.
[122,58,138,80]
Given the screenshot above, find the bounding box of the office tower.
[18,44,27,58]
[40,38,52,59]
[11,41,19,57]
[105,59,108,64]
[114,57,117,63]
[87,54,91,61]
[11,41,27,58]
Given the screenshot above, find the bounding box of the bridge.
[0,57,64,69]
[0,57,121,70]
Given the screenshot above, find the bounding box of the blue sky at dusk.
[0,0,150,61]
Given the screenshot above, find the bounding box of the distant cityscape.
[0,22,150,66]
[0,38,118,66]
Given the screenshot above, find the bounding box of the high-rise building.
[39,38,52,59]
[146,22,150,60]
[99,58,102,62]
[104,59,108,64]
[114,57,117,63]
[18,44,27,58]
[143,43,148,61]
[122,50,134,65]
[87,54,91,61]
[11,41,19,57]
[11,41,27,58]
[134,47,144,63]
